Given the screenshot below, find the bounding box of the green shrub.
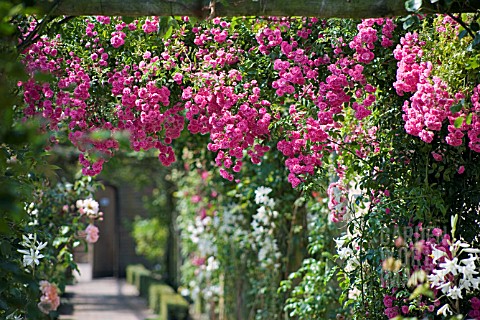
[149,284,174,314]
[126,264,146,285]
[159,293,189,320]
[132,217,168,265]
[134,268,151,291]
[139,273,163,298]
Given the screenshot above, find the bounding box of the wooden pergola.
[35,0,480,18]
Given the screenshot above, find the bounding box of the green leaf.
[230,18,238,31]
[409,283,434,300]
[122,16,134,24]
[405,0,422,12]
[454,116,464,128]
[159,16,170,33]
[7,3,24,16]
[443,0,454,7]
[458,29,468,40]
[163,26,173,40]
[33,72,56,83]
[467,32,480,51]
[402,16,417,30]
[465,56,480,70]
[0,22,14,35]
[466,113,473,125]
[450,100,464,113]
[90,130,111,140]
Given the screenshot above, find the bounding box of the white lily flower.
[37,241,47,251]
[461,253,478,264]
[461,264,479,284]
[21,234,34,247]
[439,257,459,276]
[437,281,452,295]
[470,277,480,290]
[334,236,349,249]
[427,272,443,287]
[449,240,470,256]
[430,246,447,264]
[446,285,463,299]
[17,248,44,267]
[463,248,480,254]
[17,234,47,268]
[337,247,353,260]
[437,304,453,316]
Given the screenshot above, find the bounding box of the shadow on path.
[59,263,156,320]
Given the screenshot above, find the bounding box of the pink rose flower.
[38,281,60,314]
[173,73,183,85]
[431,152,443,162]
[85,224,99,243]
[110,35,124,48]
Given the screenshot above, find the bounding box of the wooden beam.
[37,0,203,17]
[35,0,480,18]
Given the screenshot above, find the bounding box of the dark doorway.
[92,185,118,278]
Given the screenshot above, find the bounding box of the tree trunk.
[36,0,480,18]
[285,204,308,281]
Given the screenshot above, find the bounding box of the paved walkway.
[60,263,156,320]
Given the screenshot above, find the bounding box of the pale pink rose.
[38,281,60,314]
[85,224,99,243]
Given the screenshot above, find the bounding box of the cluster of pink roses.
[182,20,273,180]
[270,18,393,187]
[21,14,479,192]
[76,198,102,243]
[394,23,480,156]
[19,15,398,187]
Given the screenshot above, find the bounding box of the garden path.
[59,263,156,320]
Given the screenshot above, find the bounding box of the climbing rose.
[110,31,125,48]
[85,224,99,243]
[38,281,60,314]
